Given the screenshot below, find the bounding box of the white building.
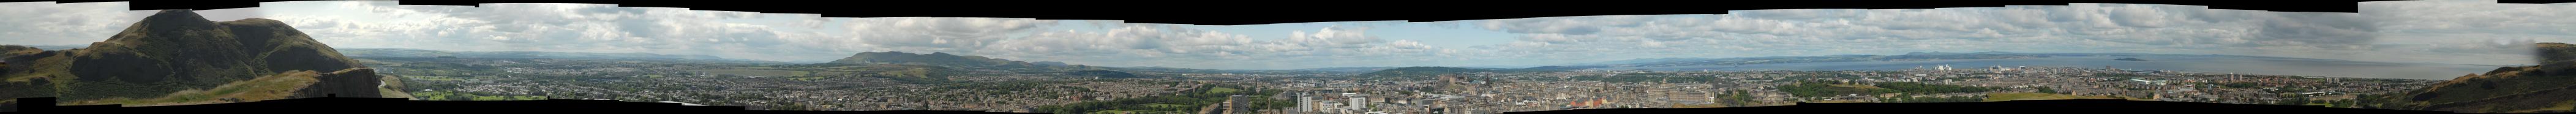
[1346,93,1369,110]
[1297,96,1313,112]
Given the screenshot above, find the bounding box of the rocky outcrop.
[0,45,36,58]
[293,68,381,99]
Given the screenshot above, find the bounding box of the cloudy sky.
[0,0,2562,70]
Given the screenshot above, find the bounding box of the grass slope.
[66,70,324,106]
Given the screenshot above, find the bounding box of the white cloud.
[0,2,152,45]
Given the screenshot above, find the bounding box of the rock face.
[0,45,21,75]
[0,9,380,103]
[292,68,381,98]
[2382,42,2576,113]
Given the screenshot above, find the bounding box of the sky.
[0,0,2563,70]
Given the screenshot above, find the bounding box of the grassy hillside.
[0,10,382,107]
[0,45,37,58]
[380,75,411,99]
[66,70,324,106]
[794,64,959,83]
[2371,42,2576,113]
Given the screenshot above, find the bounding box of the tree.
[2034,86,2058,94]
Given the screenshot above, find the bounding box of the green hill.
[0,45,36,58]
[2372,42,2576,113]
[829,51,1038,67]
[0,10,383,107]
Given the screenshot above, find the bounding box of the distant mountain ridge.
[825,51,1075,69]
[1,9,383,108]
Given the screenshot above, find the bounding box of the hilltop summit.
[0,9,381,108]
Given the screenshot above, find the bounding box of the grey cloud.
[1468,4,2409,63]
[835,17,1059,54]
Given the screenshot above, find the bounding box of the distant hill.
[824,51,1117,71]
[1294,67,1400,73]
[1032,61,1070,67]
[0,9,382,108]
[337,48,759,61]
[825,51,1086,69]
[1105,66,1327,75]
[2371,42,2576,113]
[2115,58,2148,61]
[1067,70,1148,78]
[1499,66,1609,72]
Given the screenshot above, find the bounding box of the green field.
[1143,103,1193,108]
[689,69,811,77]
[1206,87,1241,94]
